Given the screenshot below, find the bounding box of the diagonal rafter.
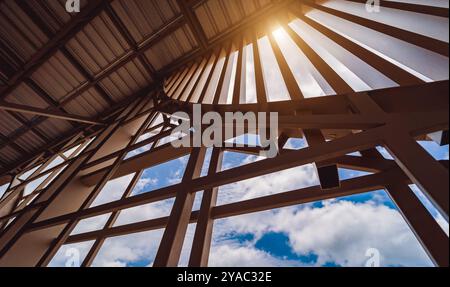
[176,0,209,50]
[0,101,104,125]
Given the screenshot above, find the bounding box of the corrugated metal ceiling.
[0,0,281,172]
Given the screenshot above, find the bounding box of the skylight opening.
[23,173,51,196]
[192,191,204,211]
[203,50,227,104]
[375,146,394,160]
[257,35,290,102]
[272,26,333,98]
[154,129,188,148]
[224,133,262,147]
[305,10,448,82]
[41,164,68,190]
[3,217,16,230]
[283,137,308,150]
[221,151,265,171]
[244,43,257,104]
[190,54,216,103]
[42,156,65,172]
[323,0,449,42]
[289,18,395,91]
[24,193,39,207]
[62,144,82,158]
[347,151,362,157]
[416,139,449,161]
[149,113,164,128]
[124,144,152,160]
[337,168,373,180]
[167,67,190,97]
[179,58,207,102]
[218,49,239,104]
[172,62,199,100]
[18,165,42,181]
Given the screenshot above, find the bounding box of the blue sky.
[46,134,449,267]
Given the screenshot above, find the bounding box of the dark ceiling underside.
[0,0,448,175]
[0,0,289,173]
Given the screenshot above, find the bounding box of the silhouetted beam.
[303,129,340,189]
[291,7,424,86]
[176,0,209,49]
[0,101,103,125]
[307,1,448,57]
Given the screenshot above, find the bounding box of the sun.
[272,27,286,42]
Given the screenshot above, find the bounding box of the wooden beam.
[0,101,104,125]
[153,147,207,266]
[307,1,448,57]
[176,0,209,50]
[292,7,424,86]
[189,148,223,266]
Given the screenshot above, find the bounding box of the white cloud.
[278,201,432,266]
[209,240,304,267]
[167,169,183,185]
[48,152,438,268]
[90,174,135,207]
[71,213,110,235]
[218,157,318,205]
[209,200,434,267]
[48,241,95,267]
[113,198,174,227]
[134,177,158,194]
[91,229,164,267]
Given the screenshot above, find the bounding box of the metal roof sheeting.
[64,88,110,117]
[110,0,181,44]
[0,110,22,136]
[30,51,86,102]
[66,11,130,75]
[99,57,153,102]
[144,25,198,70]
[0,0,49,62]
[36,118,73,139]
[194,0,273,39]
